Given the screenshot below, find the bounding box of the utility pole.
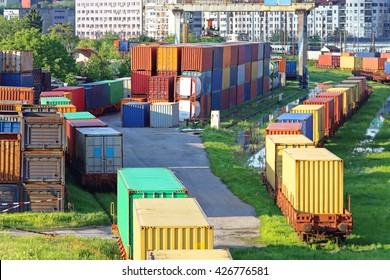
[340,31,342,53]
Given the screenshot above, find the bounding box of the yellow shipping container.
[133,198,214,260]
[222,67,230,90]
[335,84,359,109]
[265,135,315,190]
[251,61,258,81]
[282,148,344,214]
[290,105,325,144]
[157,45,182,72]
[147,249,232,260]
[340,56,355,70]
[339,80,361,103]
[56,104,76,113]
[325,87,352,116]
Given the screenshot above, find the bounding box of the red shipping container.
[199,94,211,118]
[237,44,246,65]
[348,76,367,99]
[304,97,335,136]
[317,92,343,124]
[157,71,178,77]
[66,118,108,161]
[53,87,85,112]
[148,76,174,101]
[221,89,230,111]
[229,86,237,109]
[362,57,387,71]
[265,122,302,135]
[380,53,390,59]
[181,45,214,72]
[40,91,64,98]
[236,84,244,104]
[245,62,251,82]
[131,45,158,71]
[250,80,258,100]
[273,58,286,73]
[318,55,333,67]
[131,71,153,95]
[251,43,259,61]
[262,76,270,94]
[332,56,340,68]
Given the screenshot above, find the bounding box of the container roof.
[76,127,122,136]
[291,104,324,111]
[67,118,107,126]
[118,168,185,192]
[40,97,70,102]
[283,148,342,161]
[266,122,302,130]
[134,198,210,227]
[276,113,312,120]
[266,135,313,144]
[63,112,96,120]
[334,84,356,88]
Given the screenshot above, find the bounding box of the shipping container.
[334,84,358,109]
[229,66,238,87]
[1,72,33,87]
[229,86,237,109]
[212,45,224,69]
[21,112,66,151]
[362,57,387,71]
[82,82,111,109]
[211,68,223,92]
[40,97,71,106]
[258,43,264,60]
[325,88,352,116]
[263,76,270,94]
[222,44,232,67]
[181,45,214,72]
[75,127,122,175]
[276,113,314,141]
[257,77,263,96]
[0,184,20,213]
[266,135,315,190]
[244,82,250,101]
[0,86,34,105]
[290,105,325,144]
[56,104,76,113]
[118,41,129,52]
[317,55,332,67]
[63,111,95,120]
[175,76,201,100]
[264,43,271,59]
[339,79,363,103]
[251,43,259,61]
[355,52,375,58]
[0,100,25,112]
[150,102,179,128]
[237,44,246,65]
[0,133,21,183]
[131,70,153,95]
[83,87,95,111]
[147,249,232,260]
[384,61,390,74]
[236,83,244,104]
[199,94,211,119]
[332,56,340,68]
[21,104,57,113]
[0,111,20,133]
[21,184,65,212]
[380,53,390,59]
[222,67,230,90]
[40,91,64,98]
[258,60,264,78]
[304,97,334,136]
[244,62,251,82]
[116,77,131,89]
[179,100,200,121]
[148,76,174,102]
[211,90,221,111]
[132,198,213,260]
[221,89,229,111]
[347,76,367,95]
[282,148,344,214]
[182,70,212,95]
[22,150,65,184]
[244,43,252,63]
[251,61,258,81]
[41,70,51,91]
[117,167,189,259]
[122,102,150,127]
[286,60,296,79]
[1,50,33,73]
[265,122,302,136]
[53,87,85,112]
[237,64,245,85]
[250,79,257,100]
[157,45,182,72]
[100,80,124,105]
[317,92,343,124]
[339,56,363,70]
[131,45,158,71]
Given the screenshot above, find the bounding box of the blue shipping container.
[230,66,238,87]
[244,82,251,101]
[1,72,33,87]
[122,102,150,127]
[237,64,245,85]
[82,82,110,109]
[211,91,221,110]
[257,77,263,96]
[119,41,129,52]
[211,68,223,92]
[355,52,375,58]
[264,43,271,59]
[182,71,212,94]
[276,113,314,141]
[244,44,252,63]
[385,62,390,74]
[0,121,20,133]
[213,46,224,69]
[84,87,96,111]
[286,60,297,76]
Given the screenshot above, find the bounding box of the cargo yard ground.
[1,66,389,260]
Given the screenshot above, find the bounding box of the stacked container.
[0,51,34,88]
[131,45,158,95]
[290,105,325,145]
[317,92,343,125]
[276,113,314,141]
[265,122,302,136]
[286,60,297,80]
[20,111,66,212]
[304,97,335,137]
[150,102,179,128]
[116,168,189,260]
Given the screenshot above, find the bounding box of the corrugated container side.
[332,56,340,68]
[40,97,71,106]
[265,135,315,190]
[147,249,232,260]
[1,73,33,87]
[21,150,65,184]
[0,112,20,133]
[56,104,76,113]
[131,71,153,95]
[282,148,344,214]
[244,44,252,63]
[2,50,33,72]
[21,184,65,212]
[221,89,229,111]
[251,43,259,61]
[325,88,352,116]
[237,64,245,85]
[385,62,390,74]
[181,46,213,71]
[244,62,251,82]
[263,58,270,76]
[318,55,332,66]
[250,79,257,100]
[304,97,334,135]
[258,43,264,60]
[236,83,244,104]
[340,56,355,69]
[131,45,158,71]
[199,94,211,118]
[148,76,174,101]
[212,46,224,69]
[229,66,238,87]
[157,46,182,72]
[251,61,258,81]
[380,53,390,59]
[0,86,35,105]
[290,105,325,144]
[222,44,231,67]
[105,80,124,105]
[244,82,250,101]
[263,76,270,94]
[265,122,302,135]
[182,70,212,95]
[132,198,213,260]
[229,86,237,109]
[257,60,264,78]
[0,184,20,213]
[83,87,96,111]
[122,102,150,127]
[150,102,179,128]
[334,84,358,109]
[211,90,221,110]
[222,67,230,90]
[317,92,343,124]
[0,133,21,183]
[21,112,66,151]
[211,68,223,92]
[53,87,85,112]
[230,45,238,66]
[354,57,363,69]
[276,113,314,141]
[257,77,263,96]
[237,44,246,65]
[40,91,64,98]
[264,43,271,58]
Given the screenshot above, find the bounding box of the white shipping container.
[308,51,321,61]
[178,100,200,121]
[150,102,179,128]
[2,50,33,73]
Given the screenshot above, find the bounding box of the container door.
[86,136,104,174]
[103,136,122,173]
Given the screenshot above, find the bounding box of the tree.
[0,28,77,81]
[79,54,113,82]
[134,34,156,42]
[308,34,322,50]
[116,55,131,78]
[269,31,283,44]
[163,33,201,43]
[0,16,28,41]
[25,8,43,32]
[48,23,79,54]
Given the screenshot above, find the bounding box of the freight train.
[262,75,371,242]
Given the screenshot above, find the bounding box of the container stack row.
[129,42,271,121]
[271,57,297,83]
[116,168,230,260]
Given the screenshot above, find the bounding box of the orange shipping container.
[131,45,158,71]
[317,92,343,124]
[380,53,390,59]
[0,133,21,183]
[362,57,387,71]
[273,58,286,73]
[157,45,183,72]
[57,104,76,113]
[181,45,214,72]
[0,86,34,105]
[318,55,332,67]
[222,44,231,67]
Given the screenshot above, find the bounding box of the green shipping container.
[117,168,189,260]
[63,111,96,120]
[97,80,124,105]
[40,97,71,105]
